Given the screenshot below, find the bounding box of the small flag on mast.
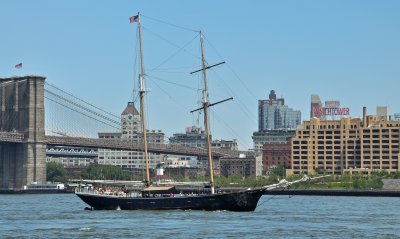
[15,63,22,69]
[129,15,139,23]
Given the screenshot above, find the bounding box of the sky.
[1,1,400,150]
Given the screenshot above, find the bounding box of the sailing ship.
[75,13,314,212]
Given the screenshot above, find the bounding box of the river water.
[0,194,399,238]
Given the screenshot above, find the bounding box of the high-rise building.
[253,90,301,156]
[258,90,301,131]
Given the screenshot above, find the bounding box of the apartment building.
[288,109,400,175]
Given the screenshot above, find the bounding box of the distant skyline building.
[169,126,238,150]
[253,90,300,155]
[376,106,389,120]
[258,90,301,131]
[168,126,207,166]
[252,129,295,153]
[121,102,142,138]
[169,126,207,148]
[169,126,238,168]
[97,102,165,169]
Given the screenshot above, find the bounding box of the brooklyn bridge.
[0,76,236,190]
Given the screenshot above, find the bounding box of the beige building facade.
[288,112,400,176]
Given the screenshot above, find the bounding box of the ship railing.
[77,186,133,198]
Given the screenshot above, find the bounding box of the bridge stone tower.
[0,76,46,189]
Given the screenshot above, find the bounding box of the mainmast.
[200,31,215,194]
[137,13,151,186]
[189,32,231,195]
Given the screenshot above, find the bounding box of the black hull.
[76,189,265,212]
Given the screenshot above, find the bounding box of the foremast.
[137,13,151,187]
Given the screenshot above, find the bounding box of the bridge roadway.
[0,131,235,158]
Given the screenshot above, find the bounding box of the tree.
[270,165,286,178]
[80,164,133,180]
[352,174,383,189]
[46,161,68,183]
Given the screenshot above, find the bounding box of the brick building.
[262,143,291,174]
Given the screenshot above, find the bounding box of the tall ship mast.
[136,12,151,187]
[199,31,215,194]
[191,31,234,194]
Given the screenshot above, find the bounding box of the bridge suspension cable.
[44,82,121,137]
[45,82,119,120]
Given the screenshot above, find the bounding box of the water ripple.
[1,194,400,238]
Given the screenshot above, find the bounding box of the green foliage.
[368,176,384,189]
[380,171,400,179]
[353,175,383,189]
[79,164,133,180]
[46,162,68,183]
[269,165,286,178]
[352,175,367,189]
[288,173,384,190]
[211,173,382,190]
[349,173,384,190]
[134,169,387,190]
[212,175,279,188]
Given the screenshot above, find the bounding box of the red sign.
[313,107,350,116]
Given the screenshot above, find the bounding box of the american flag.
[15,63,22,69]
[129,15,139,23]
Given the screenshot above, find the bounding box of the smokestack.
[363,107,367,127]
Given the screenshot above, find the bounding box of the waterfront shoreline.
[265,189,400,197]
